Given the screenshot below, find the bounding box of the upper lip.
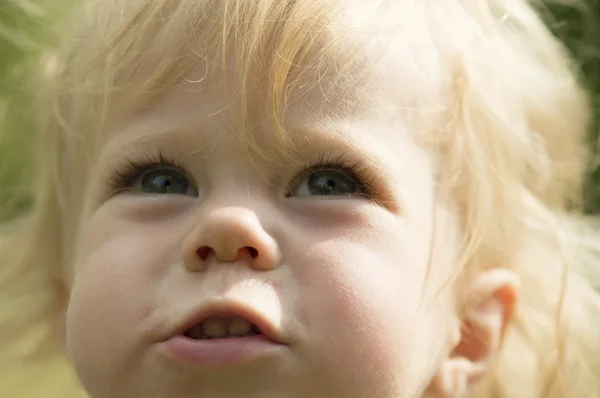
[170,300,286,345]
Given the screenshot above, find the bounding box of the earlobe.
[429,268,520,397]
[431,358,484,398]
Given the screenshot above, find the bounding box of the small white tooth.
[228,318,252,337]
[202,318,227,338]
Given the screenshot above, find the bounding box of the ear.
[428,268,520,398]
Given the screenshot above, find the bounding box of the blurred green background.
[0,1,599,220]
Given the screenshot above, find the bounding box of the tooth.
[228,317,252,336]
[202,318,227,338]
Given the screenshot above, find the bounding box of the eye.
[107,152,199,198]
[289,169,361,197]
[134,167,198,196]
[286,155,376,199]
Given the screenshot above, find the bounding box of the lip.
[174,301,285,344]
[157,301,287,366]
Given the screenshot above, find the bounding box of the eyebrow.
[292,116,395,164]
[103,112,397,171]
[99,121,209,158]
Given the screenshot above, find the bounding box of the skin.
[63,22,518,398]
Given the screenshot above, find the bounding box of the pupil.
[316,177,335,193]
[155,177,171,192]
[141,170,189,194]
[309,171,356,195]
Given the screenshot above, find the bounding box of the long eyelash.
[107,151,184,194]
[304,153,379,199]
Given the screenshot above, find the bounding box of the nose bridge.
[181,204,281,271]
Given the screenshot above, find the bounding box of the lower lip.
[159,335,283,366]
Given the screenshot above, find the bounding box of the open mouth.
[184,316,263,340]
[161,304,285,366]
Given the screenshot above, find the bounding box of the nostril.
[197,246,212,260]
[245,246,259,258]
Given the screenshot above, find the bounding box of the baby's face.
[64,35,463,398]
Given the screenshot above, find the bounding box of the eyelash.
[295,153,378,198]
[107,151,378,198]
[107,152,186,194]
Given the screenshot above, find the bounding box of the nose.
[181,207,281,271]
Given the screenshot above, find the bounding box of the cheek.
[65,224,178,389]
[289,216,446,391]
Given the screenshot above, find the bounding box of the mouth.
[183,316,264,340]
[174,302,284,345]
[160,302,286,366]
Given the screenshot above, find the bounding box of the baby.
[0,0,599,397]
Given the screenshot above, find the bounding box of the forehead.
[87,0,448,162]
[99,1,444,116]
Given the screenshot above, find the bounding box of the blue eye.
[136,168,198,196]
[290,169,359,197]
[108,153,199,197]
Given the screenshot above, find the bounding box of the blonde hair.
[1,0,599,397]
